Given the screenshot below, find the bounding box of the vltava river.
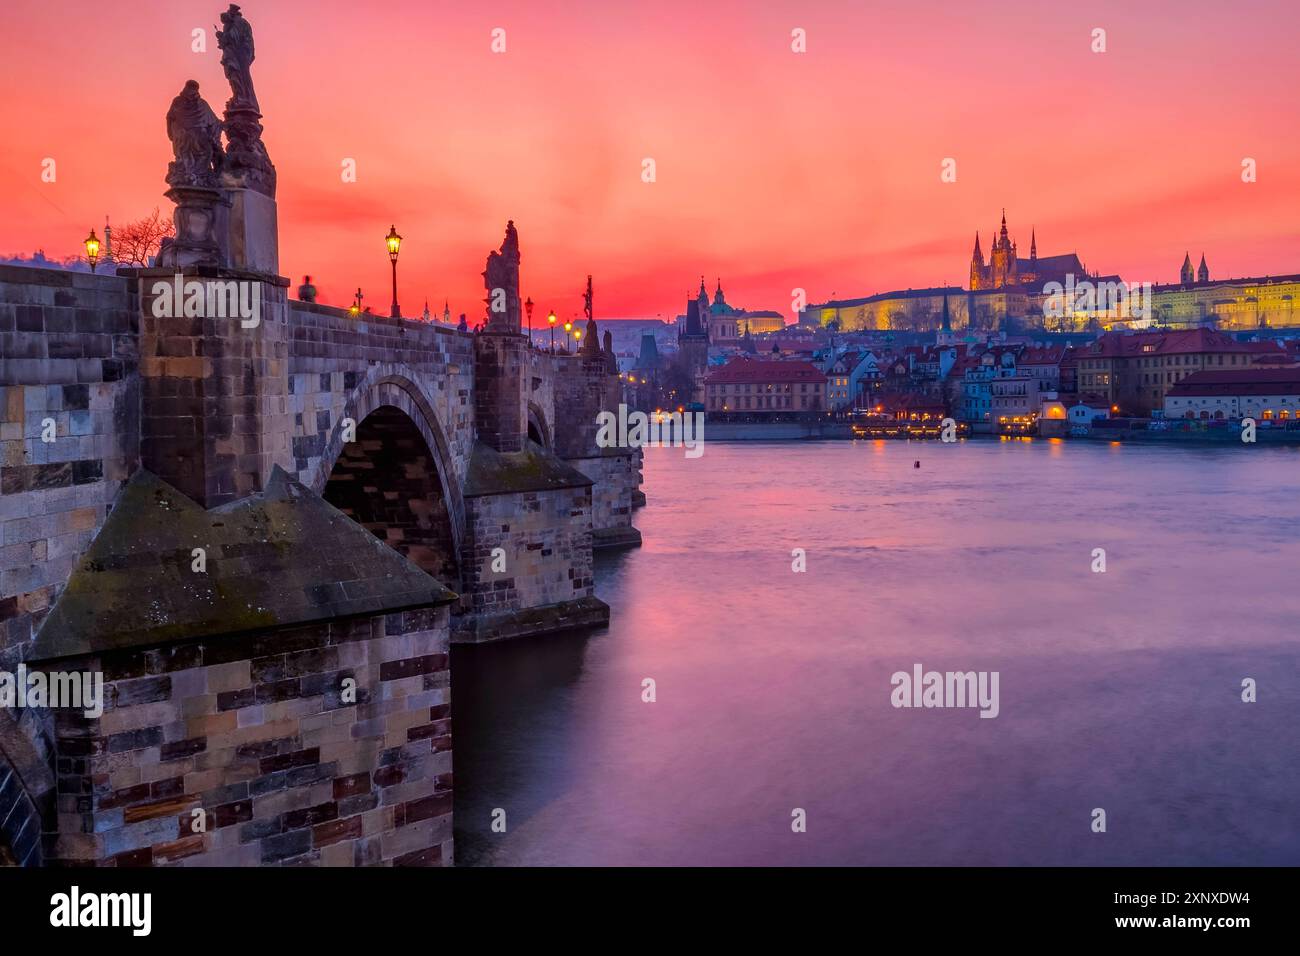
[453,439,1300,865]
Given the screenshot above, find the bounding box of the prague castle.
[799,211,1300,333]
[969,211,1094,292]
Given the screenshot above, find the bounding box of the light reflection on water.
[453,440,1300,865]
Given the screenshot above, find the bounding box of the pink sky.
[2,0,1298,322]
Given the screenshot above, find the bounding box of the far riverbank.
[700,420,1300,444]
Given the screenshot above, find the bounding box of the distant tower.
[635,331,661,371]
[989,210,1017,288]
[970,232,984,290]
[1029,228,1037,266]
[443,300,451,325]
[1197,254,1209,283]
[1180,252,1195,285]
[679,291,710,404]
[937,293,955,346]
[422,299,431,322]
[102,216,113,265]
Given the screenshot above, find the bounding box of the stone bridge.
[0,223,642,866]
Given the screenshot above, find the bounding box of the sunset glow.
[2,0,1299,320]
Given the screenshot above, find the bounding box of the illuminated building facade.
[1076,328,1289,416]
[705,358,826,415]
[1148,262,1300,329]
[1164,366,1300,420]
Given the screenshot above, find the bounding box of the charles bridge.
[0,5,641,867]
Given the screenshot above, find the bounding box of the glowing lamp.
[385,226,403,318]
[84,229,101,273]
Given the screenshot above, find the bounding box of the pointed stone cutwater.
[33,467,456,662]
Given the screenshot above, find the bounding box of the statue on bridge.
[216,3,259,112]
[582,274,600,354]
[217,3,276,197]
[164,80,225,189]
[159,80,226,268]
[483,220,522,332]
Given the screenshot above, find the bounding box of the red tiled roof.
[1167,366,1300,398]
[1082,328,1249,358]
[706,358,827,384]
[879,392,946,410]
[1018,345,1067,365]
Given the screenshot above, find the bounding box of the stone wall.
[0,267,138,672]
[135,268,294,508]
[550,349,642,546]
[45,606,452,867]
[565,451,640,548]
[458,482,603,642]
[0,266,139,844]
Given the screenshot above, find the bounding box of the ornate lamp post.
[548,310,557,351]
[563,319,573,353]
[574,329,583,349]
[350,287,363,318]
[525,296,534,346]
[385,225,402,318]
[84,229,101,273]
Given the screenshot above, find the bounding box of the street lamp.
[574,329,583,351]
[84,229,101,273]
[525,296,534,346]
[385,225,402,318]
[350,287,363,318]
[548,310,557,351]
[563,319,573,353]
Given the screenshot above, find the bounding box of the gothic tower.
[1180,252,1195,285]
[970,233,985,290]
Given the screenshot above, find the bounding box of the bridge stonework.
[0,236,642,864]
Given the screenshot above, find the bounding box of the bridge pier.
[136,267,294,508]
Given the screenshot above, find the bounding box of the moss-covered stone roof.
[31,467,457,663]
[463,440,593,498]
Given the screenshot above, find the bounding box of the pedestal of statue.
[223,183,279,275]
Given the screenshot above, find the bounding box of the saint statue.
[483,221,521,329]
[216,4,259,112]
[165,80,224,189]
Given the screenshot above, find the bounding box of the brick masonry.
[44,607,452,867]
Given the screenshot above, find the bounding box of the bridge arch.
[314,371,464,589]
[0,745,44,867]
[527,401,552,450]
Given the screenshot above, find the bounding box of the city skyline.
[2,0,1299,321]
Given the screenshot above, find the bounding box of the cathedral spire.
[972,231,982,259]
[1030,228,1037,260]
[1180,252,1194,284]
[1197,253,1209,283]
